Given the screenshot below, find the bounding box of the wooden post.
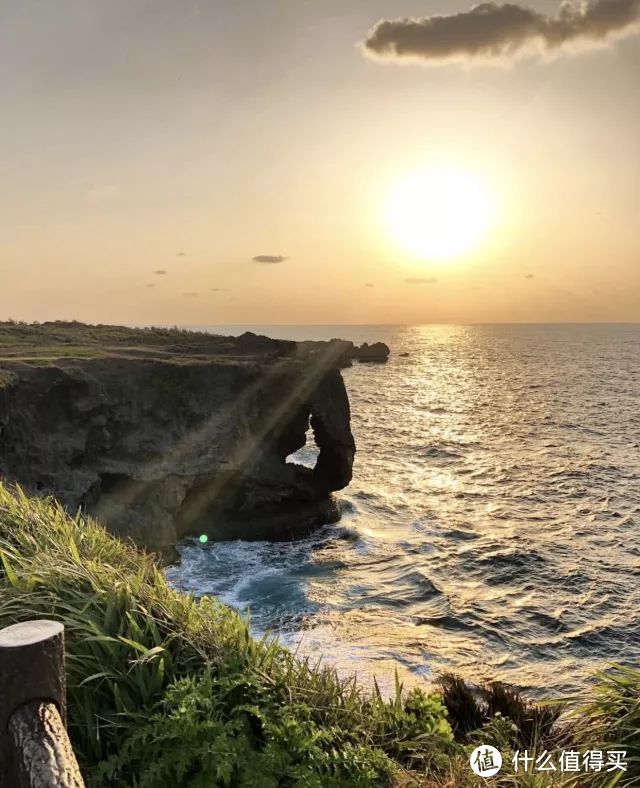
[0,621,84,787]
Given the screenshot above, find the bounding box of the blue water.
[167,324,640,697]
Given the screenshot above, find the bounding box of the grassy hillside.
[0,483,637,786]
[0,319,292,363]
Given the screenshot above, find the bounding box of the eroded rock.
[0,323,356,560]
[297,338,390,367]
[352,342,390,363]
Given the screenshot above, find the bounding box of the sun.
[385,165,495,261]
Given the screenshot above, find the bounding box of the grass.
[0,481,638,786]
[0,483,454,786]
[0,320,274,363]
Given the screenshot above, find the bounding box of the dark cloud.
[364,282,375,288]
[146,283,156,288]
[252,255,287,264]
[153,269,168,275]
[525,273,535,279]
[210,287,227,292]
[177,252,187,256]
[183,292,198,297]
[405,276,438,284]
[362,0,640,63]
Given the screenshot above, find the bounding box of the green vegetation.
[0,483,453,786]
[0,320,242,363]
[0,482,638,786]
[569,666,640,785]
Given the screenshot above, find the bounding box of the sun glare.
[385,166,495,261]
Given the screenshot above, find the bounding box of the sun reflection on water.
[169,324,640,699]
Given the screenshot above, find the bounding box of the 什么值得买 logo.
[469,745,502,777]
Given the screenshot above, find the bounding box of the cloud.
[252,255,287,264]
[153,269,168,275]
[177,251,187,257]
[183,292,198,297]
[146,283,156,288]
[364,282,375,288]
[362,0,640,64]
[210,287,227,292]
[405,276,438,284]
[525,273,535,279]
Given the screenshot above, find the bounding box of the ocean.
[166,324,640,698]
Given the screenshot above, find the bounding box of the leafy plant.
[0,483,452,786]
[438,673,564,750]
[569,665,640,785]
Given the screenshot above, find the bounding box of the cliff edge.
[0,322,356,559]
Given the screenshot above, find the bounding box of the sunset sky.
[1,1,638,325]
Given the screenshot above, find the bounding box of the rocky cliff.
[298,338,390,366]
[0,322,356,560]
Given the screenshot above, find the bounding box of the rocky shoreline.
[0,321,389,561]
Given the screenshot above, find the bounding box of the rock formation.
[297,338,390,367]
[351,342,390,363]
[0,322,357,560]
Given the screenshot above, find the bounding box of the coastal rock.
[297,338,390,367]
[352,342,390,363]
[0,322,356,559]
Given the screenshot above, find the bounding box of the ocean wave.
[168,324,640,698]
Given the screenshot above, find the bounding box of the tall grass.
[569,666,640,784]
[0,484,453,786]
